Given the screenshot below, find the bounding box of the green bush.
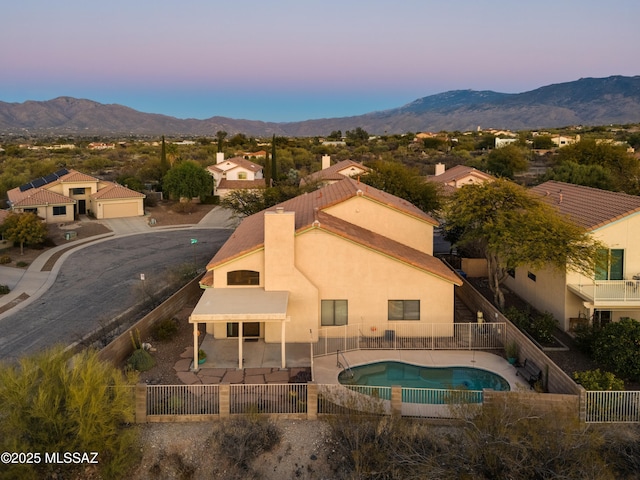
[126,348,156,372]
[16,261,29,268]
[0,346,139,480]
[0,254,11,264]
[153,317,179,341]
[592,318,640,381]
[0,285,10,295]
[573,369,625,390]
[528,311,558,344]
[573,323,599,355]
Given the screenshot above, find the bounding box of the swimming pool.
[338,361,510,392]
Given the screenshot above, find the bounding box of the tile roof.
[426,165,494,185]
[91,183,145,200]
[213,156,263,173]
[207,177,438,269]
[218,179,266,190]
[301,160,369,185]
[531,180,640,231]
[7,187,76,207]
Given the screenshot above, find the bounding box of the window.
[237,172,247,180]
[52,206,66,216]
[70,188,85,195]
[388,300,420,320]
[595,248,624,280]
[227,270,259,286]
[321,300,348,326]
[527,271,536,282]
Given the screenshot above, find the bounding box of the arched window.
[227,270,260,286]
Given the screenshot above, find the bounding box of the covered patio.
[189,287,293,370]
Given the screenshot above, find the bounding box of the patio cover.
[189,288,289,322]
[189,288,290,369]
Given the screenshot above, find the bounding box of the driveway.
[0,228,232,362]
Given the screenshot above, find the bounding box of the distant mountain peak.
[1,75,639,136]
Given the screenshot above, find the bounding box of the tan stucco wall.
[506,213,640,330]
[205,225,455,343]
[323,196,434,254]
[15,205,75,223]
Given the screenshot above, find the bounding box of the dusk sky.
[2,1,638,122]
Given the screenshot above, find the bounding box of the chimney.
[216,152,224,164]
[435,163,445,176]
[264,209,295,287]
[321,155,331,170]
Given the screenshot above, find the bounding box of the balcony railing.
[567,280,640,304]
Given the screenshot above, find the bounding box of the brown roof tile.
[301,159,369,184]
[426,165,494,185]
[91,183,145,200]
[7,187,76,207]
[532,180,640,230]
[218,179,266,190]
[207,177,438,269]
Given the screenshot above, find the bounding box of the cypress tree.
[264,151,272,187]
[271,134,277,184]
[160,135,169,176]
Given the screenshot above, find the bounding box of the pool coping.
[312,350,531,391]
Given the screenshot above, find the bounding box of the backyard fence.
[312,322,506,357]
[584,390,640,423]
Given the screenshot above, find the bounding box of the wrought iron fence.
[584,390,640,423]
[229,383,308,414]
[313,322,506,356]
[147,384,219,416]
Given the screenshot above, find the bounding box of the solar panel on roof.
[32,178,46,188]
[43,173,58,183]
[19,184,33,192]
[55,168,69,177]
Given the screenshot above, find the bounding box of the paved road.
[0,228,232,361]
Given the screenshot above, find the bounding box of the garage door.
[102,202,139,219]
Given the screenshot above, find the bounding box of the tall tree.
[263,151,272,187]
[0,212,48,255]
[271,134,277,184]
[162,161,212,201]
[159,135,170,176]
[360,160,440,213]
[442,179,603,309]
[216,130,227,153]
[486,144,529,179]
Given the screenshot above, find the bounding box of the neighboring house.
[426,164,495,195]
[495,138,518,148]
[6,168,145,223]
[551,135,580,147]
[505,180,640,331]
[206,153,265,198]
[190,177,461,368]
[299,156,370,187]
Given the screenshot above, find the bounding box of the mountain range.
[1,75,639,137]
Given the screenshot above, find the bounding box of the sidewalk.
[0,206,236,319]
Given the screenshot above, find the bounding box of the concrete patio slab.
[177,371,201,385]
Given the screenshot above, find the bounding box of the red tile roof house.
[505,180,640,332]
[6,168,145,222]
[189,176,461,369]
[206,153,266,198]
[426,164,495,195]
[299,155,370,187]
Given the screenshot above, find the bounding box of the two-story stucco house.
[190,177,461,368]
[207,153,266,198]
[6,168,145,223]
[505,180,640,331]
[426,164,495,196]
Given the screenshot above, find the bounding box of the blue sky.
[2,0,638,122]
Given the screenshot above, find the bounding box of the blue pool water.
[338,361,510,392]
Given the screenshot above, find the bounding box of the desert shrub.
[601,424,640,478]
[0,346,139,480]
[573,369,625,390]
[172,201,196,214]
[504,305,529,329]
[153,317,179,341]
[143,194,158,208]
[214,416,281,471]
[0,285,10,295]
[126,348,155,372]
[16,261,29,268]
[0,254,10,264]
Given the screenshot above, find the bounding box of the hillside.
[1,75,639,136]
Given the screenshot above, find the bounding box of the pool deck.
[313,350,531,391]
